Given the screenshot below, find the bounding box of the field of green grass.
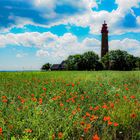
[0,71,139,140]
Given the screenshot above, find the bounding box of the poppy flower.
[39,98,43,104]
[60,102,64,107]
[58,132,63,139]
[80,121,85,126]
[114,122,119,127]
[52,134,55,140]
[0,127,2,134]
[72,83,75,87]
[130,113,137,119]
[108,121,112,125]
[86,112,90,117]
[2,99,8,103]
[24,128,32,133]
[130,95,135,99]
[94,106,99,111]
[92,134,100,140]
[103,116,110,121]
[102,104,108,109]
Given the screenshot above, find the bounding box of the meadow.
[0,71,139,140]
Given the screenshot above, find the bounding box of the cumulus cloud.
[36,49,50,57]
[1,31,139,63]
[110,38,140,56]
[16,53,28,58]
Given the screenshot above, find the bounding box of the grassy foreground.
[0,71,139,140]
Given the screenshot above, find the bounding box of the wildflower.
[100,84,103,87]
[86,112,90,117]
[108,121,112,125]
[114,122,119,127]
[72,83,75,87]
[86,124,91,129]
[0,127,2,134]
[125,87,129,91]
[102,104,108,109]
[84,128,88,133]
[94,106,99,111]
[43,87,47,91]
[52,134,55,140]
[60,102,64,107]
[90,115,98,121]
[24,128,32,133]
[130,113,137,119]
[2,96,7,99]
[72,110,76,115]
[31,94,34,97]
[18,96,21,99]
[110,103,114,108]
[80,121,85,126]
[31,97,37,102]
[58,132,63,139]
[115,94,119,97]
[81,95,84,100]
[103,116,110,121]
[39,98,43,104]
[2,99,8,103]
[21,99,25,104]
[123,96,127,100]
[130,95,135,99]
[92,134,100,140]
[77,107,81,112]
[89,106,93,110]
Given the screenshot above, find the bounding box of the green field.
[0,71,140,140]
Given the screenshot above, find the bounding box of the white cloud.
[36,49,49,57]
[16,53,28,58]
[0,32,140,64]
[1,0,140,35]
[110,38,140,56]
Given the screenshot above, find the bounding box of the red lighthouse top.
[101,21,108,33]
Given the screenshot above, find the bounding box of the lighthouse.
[101,21,109,58]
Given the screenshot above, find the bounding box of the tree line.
[41,50,140,71]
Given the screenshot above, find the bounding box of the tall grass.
[0,71,139,139]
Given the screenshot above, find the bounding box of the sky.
[0,0,140,70]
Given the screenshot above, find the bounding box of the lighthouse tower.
[101,21,109,58]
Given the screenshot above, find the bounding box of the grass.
[0,71,139,140]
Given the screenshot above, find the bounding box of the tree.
[135,57,140,70]
[82,51,100,70]
[102,50,137,70]
[66,54,83,70]
[41,63,51,71]
[65,51,101,70]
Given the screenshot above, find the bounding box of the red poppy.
[130,113,137,119]
[0,127,2,134]
[102,104,108,109]
[108,121,112,125]
[2,99,8,103]
[72,83,75,87]
[43,87,47,91]
[60,102,64,107]
[92,134,100,140]
[86,112,90,117]
[94,106,99,111]
[39,98,43,104]
[103,116,110,121]
[130,95,135,99]
[114,122,119,127]
[58,132,63,139]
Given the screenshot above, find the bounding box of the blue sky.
[0,0,140,70]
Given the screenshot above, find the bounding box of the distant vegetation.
[41,50,140,71]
